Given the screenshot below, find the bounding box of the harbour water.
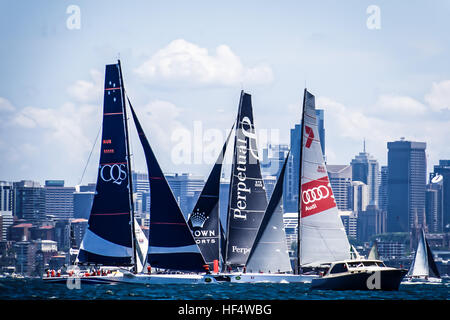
[0,278,448,300]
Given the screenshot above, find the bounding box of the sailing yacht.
[293,88,407,290]
[403,228,441,284]
[44,60,149,284]
[44,60,220,284]
[214,90,315,283]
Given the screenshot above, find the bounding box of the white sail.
[246,154,292,273]
[408,229,429,277]
[299,89,351,267]
[134,218,148,273]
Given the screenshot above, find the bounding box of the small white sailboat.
[403,229,441,284]
[368,242,380,260]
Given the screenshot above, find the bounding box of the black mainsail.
[187,125,234,269]
[77,62,136,267]
[246,152,292,273]
[224,90,268,268]
[128,100,207,272]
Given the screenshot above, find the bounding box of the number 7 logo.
[304,125,315,149]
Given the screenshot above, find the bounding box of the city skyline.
[0,1,449,187]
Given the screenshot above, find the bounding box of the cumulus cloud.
[0,97,15,113]
[66,69,103,103]
[138,99,186,146]
[315,83,450,167]
[372,94,427,116]
[0,71,104,183]
[10,102,98,161]
[424,80,450,111]
[134,39,274,87]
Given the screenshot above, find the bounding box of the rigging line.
[124,93,138,190]
[79,125,102,185]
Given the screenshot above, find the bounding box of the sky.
[1,0,450,186]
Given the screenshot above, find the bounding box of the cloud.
[0,97,15,113]
[138,99,185,144]
[66,69,102,103]
[10,102,98,161]
[134,39,273,87]
[1,72,102,184]
[372,94,427,116]
[424,80,450,111]
[315,83,450,168]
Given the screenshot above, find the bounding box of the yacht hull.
[402,276,442,284]
[225,273,317,283]
[311,269,407,291]
[44,273,218,285]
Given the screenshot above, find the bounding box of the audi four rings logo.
[302,185,330,204]
[100,163,127,185]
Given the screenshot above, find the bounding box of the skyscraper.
[73,190,95,220]
[132,171,150,219]
[426,175,443,233]
[261,144,289,177]
[350,144,380,207]
[261,143,289,200]
[44,180,75,221]
[13,181,46,221]
[348,181,369,212]
[0,181,14,241]
[387,139,426,232]
[327,165,352,211]
[431,160,450,230]
[378,166,388,212]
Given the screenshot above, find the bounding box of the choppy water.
[0,278,448,300]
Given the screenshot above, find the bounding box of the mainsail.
[246,152,292,273]
[224,90,268,268]
[407,229,440,278]
[77,62,136,267]
[128,100,207,272]
[298,89,351,268]
[187,125,234,268]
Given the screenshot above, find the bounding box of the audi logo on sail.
[302,185,330,204]
[100,163,127,185]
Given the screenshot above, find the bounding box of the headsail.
[408,229,440,278]
[246,152,292,273]
[298,89,351,268]
[368,242,380,260]
[187,125,234,268]
[77,62,134,266]
[225,91,268,268]
[128,99,206,272]
[133,218,149,273]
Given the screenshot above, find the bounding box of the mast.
[117,59,138,274]
[296,88,307,274]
